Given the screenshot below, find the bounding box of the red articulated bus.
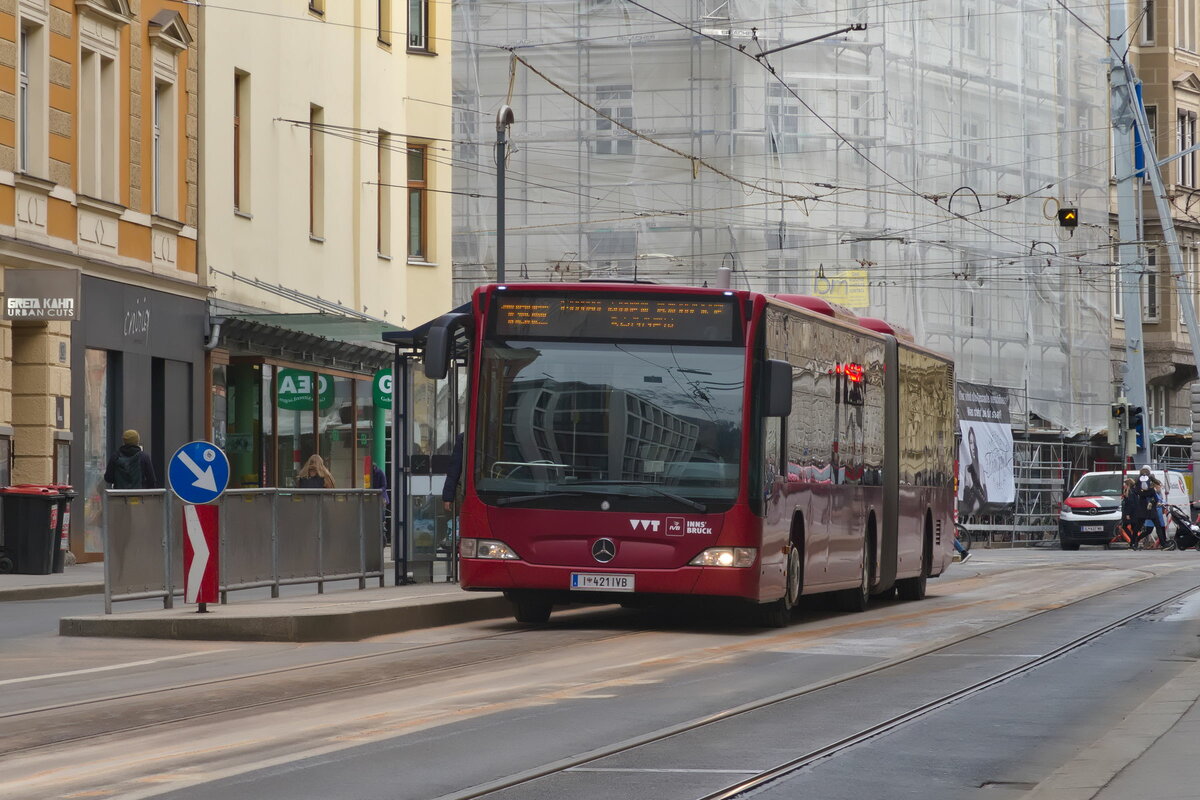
[422,282,956,626]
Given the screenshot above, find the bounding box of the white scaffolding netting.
[452,0,1113,432]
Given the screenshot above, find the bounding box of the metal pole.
[163,490,173,609]
[1109,0,1150,468]
[271,490,280,598]
[392,348,405,585]
[103,490,112,614]
[496,105,515,284]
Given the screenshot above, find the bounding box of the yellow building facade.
[0,0,204,561]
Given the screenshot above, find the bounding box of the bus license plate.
[571,573,635,592]
[1081,525,1104,532]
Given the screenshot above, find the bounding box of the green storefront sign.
[277,369,334,411]
[373,368,393,409]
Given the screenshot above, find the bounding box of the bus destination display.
[492,295,737,341]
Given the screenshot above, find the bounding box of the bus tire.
[837,540,871,613]
[897,517,931,602]
[511,593,552,624]
[757,545,801,628]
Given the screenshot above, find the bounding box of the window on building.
[234,71,250,212]
[1142,0,1156,44]
[310,104,325,238]
[379,0,391,44]
[1113,246,1123,320]
[767,83,800,154]
[963,1,980,53]
[1150,385,1168,428]
[309,0,325,16]
[153,79,178,217]
[594,85,633,156]
[407,143,426,260]
[1179,109,1197,187]
[586,229,636,277]
[78,48,117,201]
[378,131,391,257]
[408,0,429,50]
[18,25,46,176]
[1145,248,1160,321]
[1178,0,1195,51]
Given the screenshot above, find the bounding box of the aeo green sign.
[277,369,334,411]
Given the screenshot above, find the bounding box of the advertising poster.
[957,382,1015,515]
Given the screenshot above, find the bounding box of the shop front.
[70,276,207,560]
[210,314,396,492]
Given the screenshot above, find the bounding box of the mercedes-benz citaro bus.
[422,283,956,626]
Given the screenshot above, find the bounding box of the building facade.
[200,0,453,491]
[0,0,203,560]
[1119,0,1200,456]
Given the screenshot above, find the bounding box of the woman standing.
[297,454,335,488]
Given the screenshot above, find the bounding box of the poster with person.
[956,382,1015,515]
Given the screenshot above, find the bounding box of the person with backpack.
[103,429,157,489]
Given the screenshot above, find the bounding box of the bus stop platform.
[57,582,512,642]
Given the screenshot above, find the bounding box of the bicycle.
[953,521,972,556]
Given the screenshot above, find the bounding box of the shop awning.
[219,312,401,373]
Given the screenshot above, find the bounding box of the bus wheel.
[837,545,871,613]
[511,593,552,624]
[757,546,801,628]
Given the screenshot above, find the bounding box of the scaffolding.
[452,0,1113,433]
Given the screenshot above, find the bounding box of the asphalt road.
[5,549,1200,800]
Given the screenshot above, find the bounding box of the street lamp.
[495,105,515,284]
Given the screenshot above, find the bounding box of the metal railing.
[102,488,385,613]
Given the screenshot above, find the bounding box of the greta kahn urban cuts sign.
[3,268,80,321]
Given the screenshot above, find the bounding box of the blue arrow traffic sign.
[168,441,230,505]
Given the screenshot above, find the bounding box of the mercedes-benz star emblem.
[592,538,616,563]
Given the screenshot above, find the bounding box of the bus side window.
[763,416,781,508]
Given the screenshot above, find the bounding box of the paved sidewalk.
[0,561,105,601]
[1022,660,1200,800]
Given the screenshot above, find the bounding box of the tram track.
[435,576,1200,800]
[0,623,654,757]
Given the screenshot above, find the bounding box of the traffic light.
[1057,207,1079,228]
[1107,403,1127,445]
[1129,405,1145,450]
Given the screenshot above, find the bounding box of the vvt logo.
[630,519,660,532]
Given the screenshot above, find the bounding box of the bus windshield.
[475,340,745,512]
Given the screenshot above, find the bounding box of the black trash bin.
[42,484,75,573]
[1,486,64,575]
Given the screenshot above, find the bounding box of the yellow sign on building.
[812,269,870,309]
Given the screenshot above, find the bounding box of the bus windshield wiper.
[494,487,613,507]
[567,481,707,512]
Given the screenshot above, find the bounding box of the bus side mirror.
[764,359,793,417]
[422,312,471,380]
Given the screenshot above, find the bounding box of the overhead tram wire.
[616,0,1084,263]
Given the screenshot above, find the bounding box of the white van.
[1059,470,1190,549]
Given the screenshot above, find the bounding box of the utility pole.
[495,105,515,284]
[1109,0,1150,468]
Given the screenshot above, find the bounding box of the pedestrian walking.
[103,429,157,489]
[442,433,463,512]
[1131,471,1165,550]
[297,454,335,488]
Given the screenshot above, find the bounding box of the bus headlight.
[462,538,520,560]
[689,547,757,568]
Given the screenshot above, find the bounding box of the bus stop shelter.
[382,306,470,584]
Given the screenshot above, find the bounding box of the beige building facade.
[199,1,453,491]
[1119,0,1200,443]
